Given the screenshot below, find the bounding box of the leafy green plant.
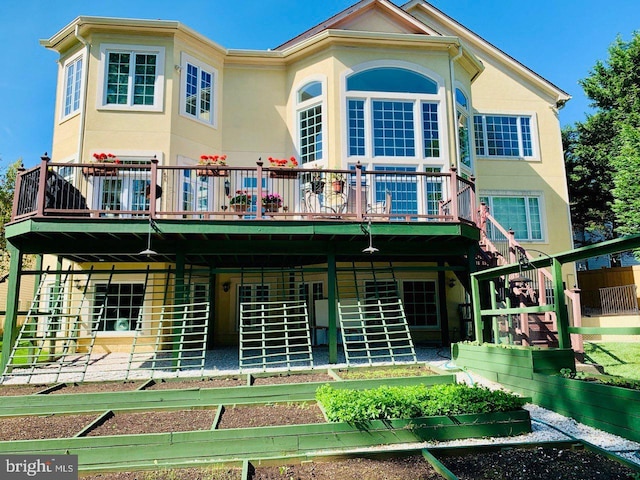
[316,383,525,424]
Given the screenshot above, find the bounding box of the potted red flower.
[197,154,228,177]
[83,153,122,176]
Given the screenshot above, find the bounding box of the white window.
[297,81,324,164]
[62,54,83,118]
[98,44,165,111]
[180,54,217,126]
[345,66,441,160]
[474,114,535,158]
[481,193,544,242]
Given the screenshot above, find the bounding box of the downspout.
[74,25,90,164]
[449,44,464,172]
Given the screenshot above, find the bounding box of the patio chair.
[367,192,392,218]
[303,190,346,217]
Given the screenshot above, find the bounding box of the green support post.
[174,251,187,365]
[552,258,571,349]
[1,244,23,372]
[327,250,337,363]
[470,274,483,343]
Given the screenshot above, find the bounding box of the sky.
[0,0,638,169]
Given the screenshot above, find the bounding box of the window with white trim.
[62,54,83,118]
[346,67,440,160]
[474,114,534,158]
[99,44,165,110]
[297,81,324,164]
[181,54,217,125]
[481,194,544,241]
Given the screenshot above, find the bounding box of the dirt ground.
[435,446,639,480]
[250,455,444,479]
[85,409,218,436]
[217,403,326,429]
[145,377,245,390]
[251,372,334,385]
[0,413,99,440]
[81,466,242,479]
[50,381,143,394]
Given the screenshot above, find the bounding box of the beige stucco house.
[1,0,574,377]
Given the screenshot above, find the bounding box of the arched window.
[345,67,440,159]
[297,80,324,164]
[347,67,437,94]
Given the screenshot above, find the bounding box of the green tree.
[0,159,23,273]
[565,31,640,239]
[611,124,640,236]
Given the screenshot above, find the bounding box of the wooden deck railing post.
[11,165,26,221]
[568,287,584,353]
[355,163,363,222]
[149,157,158,219]
[256,159,264,220]
[449,167,459,222]
[36,154,50,217]
[469,175,477,225]
[508,230,517,265]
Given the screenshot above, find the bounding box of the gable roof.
[402,0,570,105]
[274,0,438,50]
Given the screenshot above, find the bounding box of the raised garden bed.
[427,443,640,480]
[145,377,245,390]
[217,403,325,429]
[251,372,334,385]
[0,413,98,441]
[49,381,143,394]
[334,364,439,380]
[250,453,442,479]
[81,465,242,479]
[0,384,48,396]
[85,409,217,436]
[452,342,640,443]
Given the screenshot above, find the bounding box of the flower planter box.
[82,165,118,176]
[231,204,249,214]
[263,203,280,213]
[196,168,228,177]
[269,169,298,179]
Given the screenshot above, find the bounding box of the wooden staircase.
[474,204,564,348]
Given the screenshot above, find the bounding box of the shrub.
[316,383,525,424]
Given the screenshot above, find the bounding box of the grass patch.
[0,340,51,366]
[316,383,526,424]
[583,342,640,381]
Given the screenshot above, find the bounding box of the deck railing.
[12,158,476,225]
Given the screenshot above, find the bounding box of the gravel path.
[2,345,639,468]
